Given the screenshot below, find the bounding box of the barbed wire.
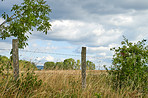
[0,49,11,51]
[0,48,113,60]
[19,50,112,59]
[0,49,112,59]
[0,48,110,70]
[20,50,81,56]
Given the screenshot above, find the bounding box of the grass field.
[0,70,147,98]
[34,70,145,98]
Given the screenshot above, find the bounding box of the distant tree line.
[0,55,37,72]
[0,55,96,71]
[44,58,95,70]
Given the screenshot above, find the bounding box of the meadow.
[1,70,147,98]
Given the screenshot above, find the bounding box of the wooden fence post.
[81,47,86,89]
[12,39,19,80]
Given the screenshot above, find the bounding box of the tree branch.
[0,14,15,28]
[0,11,25,28]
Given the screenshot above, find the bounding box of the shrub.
[0,58,42,97]
[44,62,55,70]
[18,70,42,95]
[105,37,148,95]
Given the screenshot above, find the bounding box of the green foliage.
[75,60,81,70]
[105,37,148,94]
[0,69,42,97]
[86,60,95,70]
[63,58,76,70]
[44,58,96,70]
[0,56,42,97]
[0,0,51,48]
[18,70,42,95]
[0,55,37,75]
[19,60,38,70]
[63,59,81,70]
[95,93,102,98]
[0,55,9,63]
[44,62,55,70]
[0,55,12,77]
[55,62,64,69]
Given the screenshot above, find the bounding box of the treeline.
[0,55,96,70]
[44,58,95,70]
[0,55,37,71]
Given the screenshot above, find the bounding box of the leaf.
[106,36,148,94]
[0,0,52,48]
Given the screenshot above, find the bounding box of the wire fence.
[0,48,112,70]
[34,71,107,76]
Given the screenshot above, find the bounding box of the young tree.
[63,58,76,70]
[0,0,51,48]
[86,60,95,70]
[19,60,37,70]
[75,60,80,70]
[105,37,148,94]
[55,62,63,70]
[44,62,55,70]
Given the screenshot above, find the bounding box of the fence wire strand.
[0,48,112,70]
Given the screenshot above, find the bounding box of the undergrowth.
[0,69,148,98]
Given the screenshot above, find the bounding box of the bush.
[105,37,148,95]
[18,70,42,95]
[44,62,55,70]
[0,58,42,97]
[0,69,42,97]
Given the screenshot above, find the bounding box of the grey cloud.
[106,0,148,10]
[31,20,123,47]
[1,0,148,20]
[47,0,148,21]
[0,0,148,48]
[81,1,128,15]
[47,0,87,20]
[0,0,23,15]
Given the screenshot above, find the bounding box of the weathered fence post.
[81,47,86,89]
[12,39,19,80]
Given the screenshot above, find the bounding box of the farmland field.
[34,70,106,75]
[33,70,146,98]
[0,70,147,98]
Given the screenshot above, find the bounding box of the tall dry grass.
[33,70,146,98]
[0,70,147,98]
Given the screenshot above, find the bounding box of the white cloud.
[45,55,54,61]
[63,46,74,49]
[88,46,109,52]
[87,43,120,58]
[33,20,123,47]
[0,42,11,49]
[98,52,106,56]
[0,42,11,57]
[45,46,57,50]
[49,20,86,40]
[88,43,119,53]
[36,57,42,61]
[36,55,54,62]
[32,43,37,47]
[0,17,4,24]
[110,15,133,26]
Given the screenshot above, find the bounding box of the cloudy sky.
[0,0,148,69]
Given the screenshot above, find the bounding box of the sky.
[0,0,148,69]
